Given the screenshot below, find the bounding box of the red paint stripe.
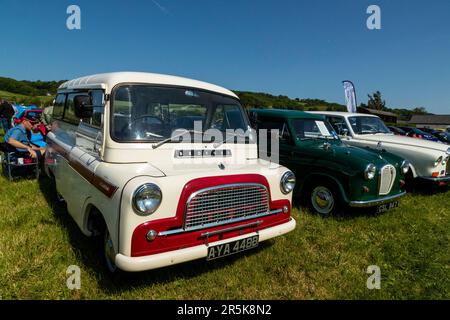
[47,137,118,198]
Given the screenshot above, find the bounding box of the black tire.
[103,227,118,274]
[88,208,119,274]
[404,171,415,192]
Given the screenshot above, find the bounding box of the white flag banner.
[342,80,357,113]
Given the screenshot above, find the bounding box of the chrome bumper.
[349,191,406,208]
[115,218,296,272]
[417,175,450,184]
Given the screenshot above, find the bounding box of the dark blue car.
[398,127,439,142]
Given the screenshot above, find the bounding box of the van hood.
[330,143,400,170]
[354,133,449,153]
[151,158,281,178]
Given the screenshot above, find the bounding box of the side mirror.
[74,95,93,118]
[341,128,349,136]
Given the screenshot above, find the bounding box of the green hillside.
[0,90,53,107]
[234,90,346,111]
[0,76,63,107]
[0,76,64,96]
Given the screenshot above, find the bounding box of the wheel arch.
[300,173,349,204]
[407,162,418,178]
[82,201,107,237]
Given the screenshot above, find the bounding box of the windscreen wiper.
[152,129,206,149]
[213,131,249,148]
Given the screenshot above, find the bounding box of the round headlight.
[132,183,162,215]
[400,160,410,175]
[280,171,296,194]
[434,156,443,167]
[364,163,377,180]
[442,157,449,166]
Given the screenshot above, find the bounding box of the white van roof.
[58,72,239,99]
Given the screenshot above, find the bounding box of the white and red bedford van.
[45,72,296,272]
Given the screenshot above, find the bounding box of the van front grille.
[184,183,270,230]
[379,165,396,195]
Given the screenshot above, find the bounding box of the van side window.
[64,93,83,125]
[257,117,291,142]
[87,90,104,127]
[63,90,105,127]
[53,94,66,120]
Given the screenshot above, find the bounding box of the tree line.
[0,76,65,97]
[0,76,431,119]
[234,90,346,112]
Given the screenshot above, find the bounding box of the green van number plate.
[376,201,399,214]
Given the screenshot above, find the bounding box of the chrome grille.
[184,183,270,230]
[379,165,396,195]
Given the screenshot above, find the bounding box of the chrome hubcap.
[311,186,334,215]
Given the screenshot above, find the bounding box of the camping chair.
[0,142,40,181]
[13,107,42,125]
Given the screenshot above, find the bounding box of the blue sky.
[0,0,449,114]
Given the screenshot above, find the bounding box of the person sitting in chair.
[28,121,47,148]
[3,114,46,159]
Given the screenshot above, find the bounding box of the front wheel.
[309,183,341,216]
[104,228,118,273]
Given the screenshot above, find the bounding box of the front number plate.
[206,235,259,261]
[376,201,399,214]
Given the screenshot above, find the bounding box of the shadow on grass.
[405,181,449,196]
[294,182,449,221]
[37,176,274,294]
[293,194,400,220]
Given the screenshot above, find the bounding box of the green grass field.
[0,90,53,107]
[0,169,448,299]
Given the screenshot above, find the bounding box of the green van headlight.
[364,163,377,180]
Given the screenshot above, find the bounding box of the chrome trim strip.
[200,220,262,238]
[349,191,406,208]
[183,183,270,229]
[158,208,282,236]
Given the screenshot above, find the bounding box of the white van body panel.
[46,72,295,271]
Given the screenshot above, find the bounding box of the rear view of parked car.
[250,109,408,216]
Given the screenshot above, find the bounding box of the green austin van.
[250,109,409,215]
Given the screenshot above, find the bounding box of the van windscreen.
[111,85,248,142]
